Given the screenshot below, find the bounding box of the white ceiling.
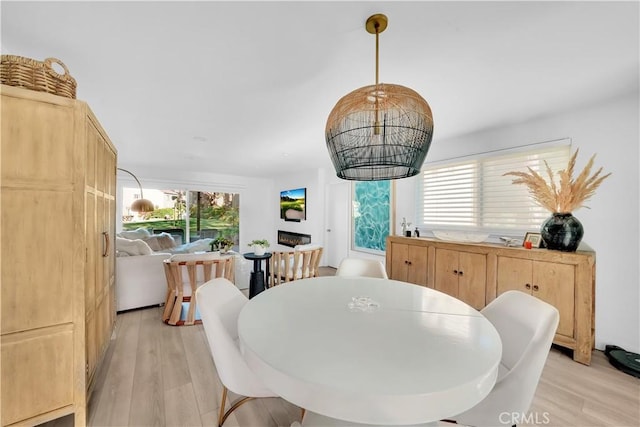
[2,1,638,178]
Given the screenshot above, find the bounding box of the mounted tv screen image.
[280,188,306,221]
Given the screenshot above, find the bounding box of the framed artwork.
[352,180,395,253]
[523,232,543,248]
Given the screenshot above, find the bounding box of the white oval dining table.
[237,276,502,426]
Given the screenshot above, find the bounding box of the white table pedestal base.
[295,411,440,427]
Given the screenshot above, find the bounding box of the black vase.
[541,213,584,252]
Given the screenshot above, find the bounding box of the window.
[419,142,570,233]
[186,190,239,242]
[121,188,239,247]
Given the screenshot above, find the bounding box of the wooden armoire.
[1,85,117,426]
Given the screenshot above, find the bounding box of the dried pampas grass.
[504,149,611,213]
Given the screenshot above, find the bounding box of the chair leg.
[162,289,176,322]
[185,294,196,326]
[217,385,256,427]
[301,408,306,421]
[169,291,183,325]
[218,386,228,427]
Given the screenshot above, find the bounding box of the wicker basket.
[1,55,77,99]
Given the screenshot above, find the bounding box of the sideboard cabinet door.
[434,248,487,310]
[387,241,428,286]
[497,257,576,340]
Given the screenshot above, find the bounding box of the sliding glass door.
[186,191,239,245]
[121,188,239,249]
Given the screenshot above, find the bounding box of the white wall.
[271,169,327,258]
[395,93,639,353]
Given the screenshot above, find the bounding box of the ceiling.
[2,1,638,178]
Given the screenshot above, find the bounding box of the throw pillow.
[115,237,153,256]
[135,239,153,255]
[186,238,214,252]
[142,233,176,252]
[142,235,162,251]
[156,233,177,250]
[118,227,152,240]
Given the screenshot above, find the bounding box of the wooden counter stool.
[162,254,234,325]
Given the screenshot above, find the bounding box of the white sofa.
[114,227,213,312]
[116,252,171,311]
[114,228,251,311]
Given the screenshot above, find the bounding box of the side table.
[243,252,272,298]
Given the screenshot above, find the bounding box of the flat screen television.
[280,187,306,221]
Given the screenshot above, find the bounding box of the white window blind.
[419,143,570,233]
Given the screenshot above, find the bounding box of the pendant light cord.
[374,21,381,134]
[375,22,380,86]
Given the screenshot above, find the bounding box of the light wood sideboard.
[1,85,117,426]
[386,235,595,365]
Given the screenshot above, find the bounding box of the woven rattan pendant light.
[325,14,434,181]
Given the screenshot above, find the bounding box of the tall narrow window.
[419,142,570,233]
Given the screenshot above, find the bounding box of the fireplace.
[278,230,311,248]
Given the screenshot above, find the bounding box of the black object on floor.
[605,345,640,378]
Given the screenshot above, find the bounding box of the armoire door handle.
[102,232,110,257]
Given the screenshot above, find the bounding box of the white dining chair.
[450,290,560,427]
[335,257,388,279]
[196,278,278,426]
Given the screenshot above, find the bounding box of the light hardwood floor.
[46,270,639,427]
